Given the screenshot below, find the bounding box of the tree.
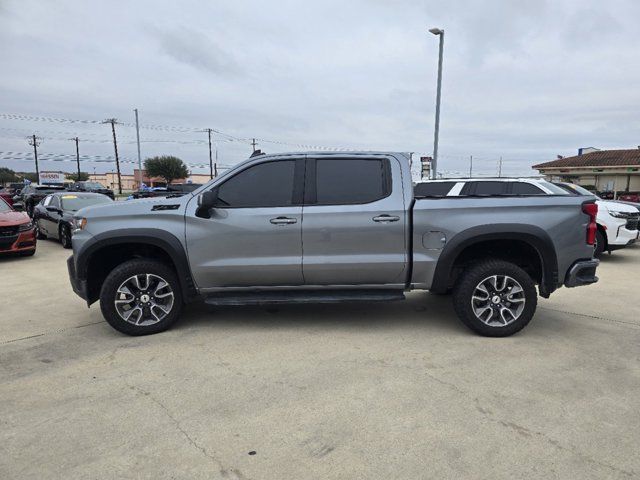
[0,167,18,186]
[144,156,189,185]
[66,172,90,182]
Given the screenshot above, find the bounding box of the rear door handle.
[373,214,400,223]
[270,216,298,225]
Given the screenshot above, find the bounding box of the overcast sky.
[1,0,639,178]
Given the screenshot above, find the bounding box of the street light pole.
[429,27,445,180]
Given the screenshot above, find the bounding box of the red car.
[0,197,36,256]
[619,192,640,203]
[0,188,14,207]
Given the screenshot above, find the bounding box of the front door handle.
[373,214,400,223]
[270,216,298,225]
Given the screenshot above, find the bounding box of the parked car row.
[415,178,640,257]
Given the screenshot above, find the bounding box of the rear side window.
[215,160,296,208]
[461,181,507,195]
[414,182,455,197]
[509,182,545,195]
[312,158,390,205]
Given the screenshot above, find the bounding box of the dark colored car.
[67,181,115,200]
[33,192,113,248]
[14,184,67,217]
[0,197,36,257]
[129,183,202,199]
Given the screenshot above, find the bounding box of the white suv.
[554,183,639,256]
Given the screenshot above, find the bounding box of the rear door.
[301,155,407,286]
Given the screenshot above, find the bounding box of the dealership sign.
[39,171,66,185]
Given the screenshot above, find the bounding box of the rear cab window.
[306,158,391,205]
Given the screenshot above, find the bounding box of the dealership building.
[532,147,640,193]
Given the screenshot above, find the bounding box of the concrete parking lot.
[1,239,639,479]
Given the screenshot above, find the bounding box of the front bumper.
[0,228,37,254]
[67,255,88,301]
[564,259,599,288]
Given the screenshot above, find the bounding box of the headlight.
[608,211,630,218]
[72,217,87,231]
[18,221,34,232]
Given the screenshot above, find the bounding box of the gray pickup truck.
[67,152,599,337]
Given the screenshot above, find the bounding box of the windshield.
[557,183,595,196]
[540,181,571,195]
[60,194,112,211]
[0,198,11,212]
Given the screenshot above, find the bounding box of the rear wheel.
[100,259,183,336]
[594,230,606,257]
[452,260,538,337]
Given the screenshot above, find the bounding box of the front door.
[301,156,407,286]
[185,158,305,290]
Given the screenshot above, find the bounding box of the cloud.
[156,26,241,76]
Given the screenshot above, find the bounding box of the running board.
[204,290,405,306]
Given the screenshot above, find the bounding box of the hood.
[597,200,639,214]
[0,210,30,226]
[75,195,190,219]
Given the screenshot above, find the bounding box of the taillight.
[582,202,598,245]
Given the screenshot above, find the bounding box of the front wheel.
[452,260,538,337]
[59,224,72,249]
[100,259,183,336]
[594,230,605,257]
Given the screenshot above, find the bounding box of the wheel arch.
[430,224,558,297]
[75,229,198,305]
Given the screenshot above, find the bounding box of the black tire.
[59,224,72,249]
[594,230,605,257]
[35,220,47,239]
[99,259,183,336]
[452,259,538,337]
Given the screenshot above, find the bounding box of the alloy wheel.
[470,275,526,327]
[114,273,175,326]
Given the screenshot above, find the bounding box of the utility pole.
[429,27,445,179]
[203,128,217,179]
[134,109,142,187]
[70,137,81,178]
[27,135,42,181]
[469,155,473,178]
[251,138,257,153]
[102,118,123,194]
[498,156,503,178]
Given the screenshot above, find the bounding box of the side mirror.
[197,190,218,209]
[196,190,218,219]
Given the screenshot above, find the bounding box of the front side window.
[42,195,52,206]
[49,196,60,208]
[313,158,389,205]
[215,160,296,208]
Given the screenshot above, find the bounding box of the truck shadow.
[174,292,469,335]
